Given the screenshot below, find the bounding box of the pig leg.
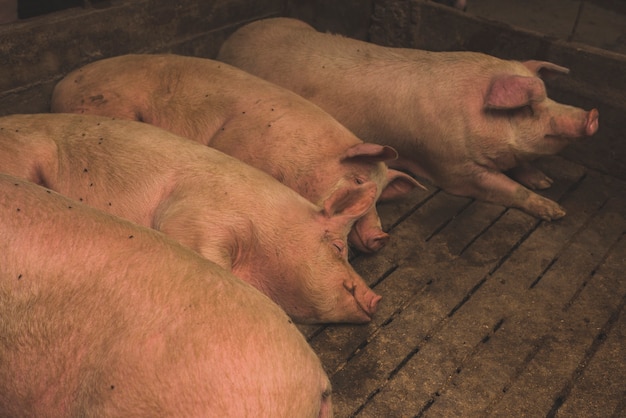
[507,162,553,190]
[448,167,566,221]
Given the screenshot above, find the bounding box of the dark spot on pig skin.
[17,274,22,280]
[16,208,20,212]
[110,385,115,390]
[68,206,72,209]
[128,235,134,239]
[83,168,88,173]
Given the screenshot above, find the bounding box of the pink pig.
[0,113,380,324]
[0,173,332,417]
[51,54,422,253]
[217,17,600,221]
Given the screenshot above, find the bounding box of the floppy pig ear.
[322,181,377,220]
[484,75,547,109]
[378,169,426,201]
[522,60,570,79]
[341,143,398,163]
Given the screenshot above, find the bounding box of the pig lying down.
[0,113,380,324]
[51,53,422,253]
[0,174,332,417]
[217,17,600,221]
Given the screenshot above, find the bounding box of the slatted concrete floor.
[299,155,626,417]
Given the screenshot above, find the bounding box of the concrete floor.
[299,2,626,416]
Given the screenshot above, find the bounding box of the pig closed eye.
[332,241,346,256]
[512,105,534,117]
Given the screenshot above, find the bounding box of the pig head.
[0,113,381,324]
[51,53,422,252]
[216,17,599,221]
[0,174,332,417]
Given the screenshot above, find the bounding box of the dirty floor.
[297,2,626,416]
[300,156,625,417]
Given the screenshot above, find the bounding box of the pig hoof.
[538,204,566,221]
[509,165,553,190]
[525,194,566,221]
[535,177,554,190]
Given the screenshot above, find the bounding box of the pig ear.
[341,143,398,163]
[322,181,377,220]
[484,75,547,110]
[379,169,426,201]
[522,60,570,79]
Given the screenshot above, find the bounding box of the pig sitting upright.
[50,53,423,253]
[0,174,332,417]
[0,113,380,324]
[217,17,600,221]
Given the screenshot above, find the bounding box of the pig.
[216,17,600,221]
[0,112,381,324]
[50,53,423,253]
[0,173,332,417]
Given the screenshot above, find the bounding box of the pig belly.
[0,174,332,417]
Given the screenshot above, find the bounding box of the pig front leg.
[507,161,553,190]
[450,167,566,221]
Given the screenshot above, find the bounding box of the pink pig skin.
[51,54,423,253]
[0,113,381,324]
[0,174,332,417]
[217,17,600,221]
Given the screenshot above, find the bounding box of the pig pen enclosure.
[1,0,625,416]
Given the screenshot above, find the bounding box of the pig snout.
[551,107,599,139]
[585,109,599,136]
[348,224,390,253]
[347,206,391,253]
[343,278,382,323]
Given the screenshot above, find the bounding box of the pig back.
[0,174,331,417]
[52,54,389,203]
